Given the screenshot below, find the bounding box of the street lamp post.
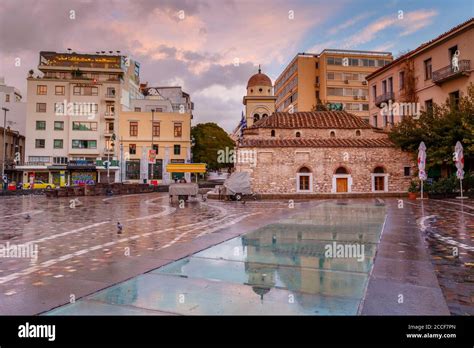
[151,109,155,182]
[107,133,116,183]
[120,140,124,183]
[2,107,9,189]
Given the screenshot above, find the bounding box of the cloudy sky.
[0,0,472,131]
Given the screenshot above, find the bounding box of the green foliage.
[424,176,458,194]
[408,180,419,193]
[389,83,474,171]
[191,122,235,171]
[419,172,473,194]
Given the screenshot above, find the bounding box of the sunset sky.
[1,0,473,131]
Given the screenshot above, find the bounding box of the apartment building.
[367,18,473,128]
[0,78,27,136]
[0,126,25,183]
[274,50,393,123]
[18,51,140,185]
[136,85,194,113]
[119,89,192,184]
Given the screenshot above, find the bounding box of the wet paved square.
[1,193,471,315]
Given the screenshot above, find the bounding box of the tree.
[191,123,235,171]
[389,83,474,175]
[311,99,329,111]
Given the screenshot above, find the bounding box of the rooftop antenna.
[258,64,261,74]
[67,48,72,53]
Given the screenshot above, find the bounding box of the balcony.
[105,92,116,100]
[432,60,471,85]
[375,91,394,107]
[104,112,115,120]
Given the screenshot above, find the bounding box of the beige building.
[367,18,474,128]
[274,50,393,123]
[18,51,140,185]
[119,94,192,183]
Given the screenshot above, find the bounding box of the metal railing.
[375,91,394,107]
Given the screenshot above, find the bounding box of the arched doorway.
[296,166,312,193]
[371,166,388,192]
[332,166,351,193]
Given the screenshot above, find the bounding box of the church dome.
[247,68,272,88]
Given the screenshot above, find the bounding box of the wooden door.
[299,175,310,191]
[336,178,348,192]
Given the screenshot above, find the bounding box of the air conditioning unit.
[344,80,349,84]
[362,81,368,85]
[361,96,367,100]
[354,96,359,100]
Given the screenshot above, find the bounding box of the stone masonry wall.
[236,146,415,194]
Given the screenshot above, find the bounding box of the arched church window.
[271,130,275,137]
[259,88,263,92]
[335,167,348,174]
[330,131,335,138]
[296,131,301,138]
[262,114,268,118]
[253,114,260,122]
[356,130,361,136]
[373,166,385,173]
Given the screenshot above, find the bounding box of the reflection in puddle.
[47,202,386,315]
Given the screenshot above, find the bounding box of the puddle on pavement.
[46,202,386,315]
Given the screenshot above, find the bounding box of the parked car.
[23,181,56,190]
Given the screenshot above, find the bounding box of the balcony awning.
[166,163,206,173]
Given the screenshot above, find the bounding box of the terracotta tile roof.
[239,138,395,148]
[247,73,272,88]
[367,17,474,80]
[248,111,372,130]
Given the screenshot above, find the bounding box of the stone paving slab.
[361,200,451,315]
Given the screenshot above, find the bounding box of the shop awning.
[166,163,206,173]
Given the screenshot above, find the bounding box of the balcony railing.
[375,91,394,107]
[104,112,115,119]
[432,60,471,85]
[16,161,50,167]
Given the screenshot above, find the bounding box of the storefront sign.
[67,160,96,170]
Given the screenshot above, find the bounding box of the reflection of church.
[241,203,381,303]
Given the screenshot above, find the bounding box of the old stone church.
[235,69,415,195]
